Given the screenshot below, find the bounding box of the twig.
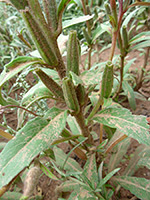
[100,123,103,144]
[1,105,39,117]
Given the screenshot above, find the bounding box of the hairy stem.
[75,109,94,144]
[88,46,92,70]
[113,55,125,99]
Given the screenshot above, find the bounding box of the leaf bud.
[101,61,114,99]
[67,31,80,76]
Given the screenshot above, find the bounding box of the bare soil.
[0,47,150,200]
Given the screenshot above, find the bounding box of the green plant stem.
[86,96,103,124]
[113,55,125,99]
[109,31,118,61]
[74,109,94,144]
[100,123,103,144]
[81,0,91,35]
[88,46,92,70]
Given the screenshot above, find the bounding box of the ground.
[0,47,150,200]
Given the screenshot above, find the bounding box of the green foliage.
[0,0,150,199]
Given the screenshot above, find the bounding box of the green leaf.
[40,68,59,82]
[122,80,136,110]
[131,40,150,51]
[122,145,145,176]
[122,8,139,27]
[56,180,79,193]
[69,71,83,86]
[123,58,136,75]
[73,0,82,8]
[130,36,150,45]
[129,31,150,43]
[57,0,70,16]
[44,107,64,120]
[107,133,131,172]
[81,69,103,86]
[40,163,58,180]
[68,187,93,200]
[138,157,150,169]
[0,56,43,87]
[62,15,93,29]
[53,146,82,172]
[96,168,120,192]
[82,154,98,189]
[92,24,111,42]
[21,81,54,106]
[67,115,81,135]
[113,176,150,200]
[0,111,67,189]
[93,107,150,146]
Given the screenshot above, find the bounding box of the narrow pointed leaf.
[122,81,136,110]
[122,145,145,176]
[0,129,13,140]
[107,134,131,172]
[96,168,120,190]
[44,107,64,120]
[82,154,98,188]
[57,0,71,17]
[68,187,93,200]
[56,180,79,193]
[53,146,82,172]
[81,69,103,86]
[138,157,150,169]
[67,115,81,135]
[62,15,93,29]
[21,81,54,106]
[113,176,150,200]
[0,57,43,87]
[129,31,150,43]
[0,111,67,189]
[131,40,150,51]
[93,107,150,145]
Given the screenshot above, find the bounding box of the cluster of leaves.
[0,0,150,200]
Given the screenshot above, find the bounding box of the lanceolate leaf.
[96,168,120,190]
[129,31,150,43]
[53,146,82,172]
[81,69,103,86]
[113,176,150,200]
[138,157,150,169]
[108,134,131,172]
[82,154,98,189]
[56,180,79,193]
[93,107,150,146]
[21,81,54,106]
[57,0,71,17]
[0,111,67,189]
[122,145,145,177]
[0,56,43,87]
[131,40,150,51]
[68,187,93,200]
[62,15,93,29]
[122,80,136,110]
